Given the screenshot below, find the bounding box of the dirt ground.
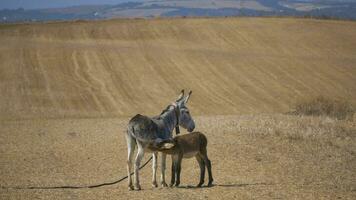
[1,115,355,199]
[0,17,356,199]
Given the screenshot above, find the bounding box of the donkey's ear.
[176,89,185,102]
[184,90,192,104]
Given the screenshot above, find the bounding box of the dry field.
[103,0,272,17]
[0,17,356,199]
[141,0,271,10]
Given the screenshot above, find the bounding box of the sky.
[0,0,142,10]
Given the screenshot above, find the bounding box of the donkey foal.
[156,132,213,187]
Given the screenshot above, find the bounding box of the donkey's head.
[175,90,195,132]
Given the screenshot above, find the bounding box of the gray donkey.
[126,90,195,190]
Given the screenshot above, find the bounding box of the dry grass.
[199,114,355,141]
[294,96,355,120]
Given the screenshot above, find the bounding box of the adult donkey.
[126,90,195,190]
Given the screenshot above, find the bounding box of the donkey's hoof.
[128,185,134,191]
[208,181,214,187]
[169,183,174,187]
[161,182,168,187]
[174,183,180,187]
[196,183,203,187]
[152,181,158,188]
[134,185,141,191]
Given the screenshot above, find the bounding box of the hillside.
[0,18,355,200]
[2,0,356,22]
[0,17,355,120]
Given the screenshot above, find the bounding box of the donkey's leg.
[160,152,168,187]
[175,154,183,187]
[134,142,145,191]
[205,157,213,186]
[126,133,136,191]
[195,155,205,187]
[151,152,158,187]
[169,155,177,187]
[201,149,214,187]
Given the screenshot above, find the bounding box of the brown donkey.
[154,132,213,187]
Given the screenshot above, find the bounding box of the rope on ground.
[1,156,153,190]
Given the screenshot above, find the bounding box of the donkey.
[126,90,195,190]
[154,132,213,188]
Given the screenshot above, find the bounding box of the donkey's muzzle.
[188,124,195,133]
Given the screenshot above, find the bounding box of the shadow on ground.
[177,182,273,189]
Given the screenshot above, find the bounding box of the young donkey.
[155,132,213,187]
[126,90,195,190]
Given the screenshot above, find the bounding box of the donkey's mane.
[159,105,174,116]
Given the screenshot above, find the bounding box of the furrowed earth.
[0,17,355,199]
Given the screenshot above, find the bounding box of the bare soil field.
[0,17,355,119]
[0,17,355,199]
[1,115,355,199]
